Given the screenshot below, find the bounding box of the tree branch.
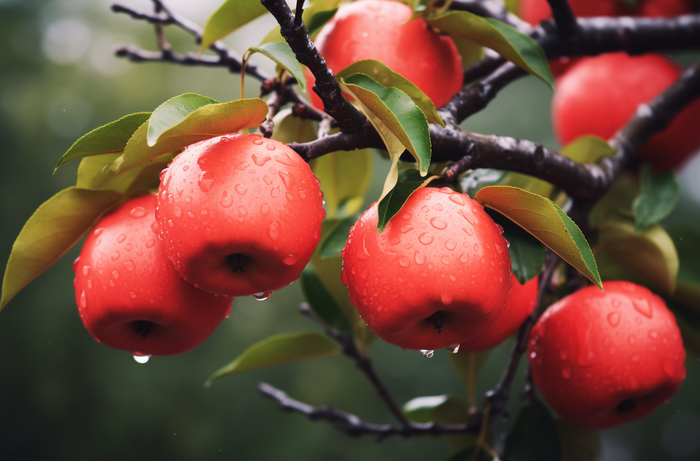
[545,0,580,35]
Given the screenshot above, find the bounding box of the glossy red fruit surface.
[73,194,232,357]
[341,187,512,351]
[156,134,325,297]
[306,0,463,110]
[553,53,700,171]
[458,274,539,352]
[528,281,686,429]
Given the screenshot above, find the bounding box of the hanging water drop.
[420,349,435,358]
[133,354,151,364]
[253,291,272,301]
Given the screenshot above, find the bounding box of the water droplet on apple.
[182,165,189,172]
[145,239,155,248]
[111,251,120,261]
[418,233,434,245]
[130,207,146,218]
[252,153,271,166]
[125,261,134,272]
[129,292,136,299]
[253,291,271,301]
[562,367,572,379]
[400,225,413,233]
[530,351,537,360]
[278,171,293,190]
[420,349,434,359]
[459,253,469,263]
[198,173,215,193]
[448,344,460,354]
[173,207,182,217]
[607,311,620,327]
[118,234,127,243]
[133,354,150,364]
[633,298,653,318]
[649,330,658,339]
[441,256,451,265]
[430,218,447,230]
[266,144,276,151]
[253,138,264,146]
[282,254,298,265]
[449,194,465,206]
[168,220,174,228]
[187,211,195,218]
[268,221,280,241]
[112,270,119,279]
[81,265,91,277]
[441,292,453,305]
[79,290,87,309]
[462,227,473,236]
[271,188,280,198]
[201,209,208,216]
[473,243,479,253]
[399,257,410,267]
[495,243,503,254]
[357,233,371,261]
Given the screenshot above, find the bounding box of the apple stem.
[429,311,445,334]
[227,254,248,273]
[133,320,153,338]
[616,399,637,414]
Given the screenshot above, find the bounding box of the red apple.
[528,281,686,429]
[341,187,512,351]
[458,274,539,352]
[73,194,233,357]
[553,53,700,171]
[156,134,325,297]
[306,0,463,110]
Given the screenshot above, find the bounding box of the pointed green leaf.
[54,112,151,171]
[427,11,554,88]
[311,148,373,220]
[475,185,601,289]
[633,162,679,232]
[486,209,545,284]
[1,187,123,310]
[307,7,339,37]
[147,93,220,146]
[376,169,425,232]
[404,394,477,454]
[452,37,485,69]
[300,264,352,334]
[319,214,358,259]
[561,136,616,164]
[503,400,562,461]
[589,172,639,226]
[77,152,175,193]
[245,42,307,92]
[204,332,341,387]
[201,0,268,52]
[598,211,678,295]
[336,60,445,126]
[107,97,268,175]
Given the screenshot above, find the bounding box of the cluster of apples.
[73,0,689,430]
[73,134,326,358]
[522,0,700,171]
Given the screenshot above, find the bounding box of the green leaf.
[201,0,268,52]
[403,394,477,454]
[376,169,426,232]
[448,351,491,406]
[77,152,175,193]
[1,187,123,310]
[589,172,638,226]
[204,332,341,387]
[147,93,219,147]
[448,446,493,461]
[307,8,339,37]
[486,209,545,284]
[561,136,616,164]
[107,97,268,176]
[245,42,307,92]
[452,37,485,70]
[461,169,508,196]
[597,211,679,295]
[311,149,373,220]
[340,73,431,201]
[475,185,601,289]
[300,264,352,334]
[556,419,601,461]
[503,400,562,461]
[427,11,554,89]
[632,162,679,232]
[319,214,358,259]
[668,227,700,313]
[54,112,151,171]
[336,60,445,126]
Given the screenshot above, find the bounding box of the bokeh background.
[1,0,699,459]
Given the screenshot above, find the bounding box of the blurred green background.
[1,1,700,460]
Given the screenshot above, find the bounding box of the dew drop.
[462,227,473,236]
[633,298,653,318]
[449,194,465,206]
[168,220,174,228]
[430,217,447,230]
[271,188,280,198]
[112,271,119,279]
[495,243,503,254]
[93,228,104,237]
[82,265,91,277]
[182,165,189,172]
[414,251,426,265]
[253,291,271,301]
[118,234,127,244]
[125,261,135,272]
[238,206,247,216]
[253,138,264,146]
[79,290,87,309]
[133,354,150,364]
[252,153,271,166]
[187,211,196,218]
[449,344,461,354]
[278,171,293,189]
[261,204,270,215]
[399,257,410,268]
[129,292,136,299]
[282,254,298,265]
[201,209,209,216]
[607,311,620,327]
[268,221,280,241]
[418,233,434,245]
[130,207,147,218]
[145,239,156,248]
[441,256,450,265]
[173,207,182,217]
[421,205,430,213]
[445,239,457,250]
[420,349,434,359]
[459,253,469,263]
[400,225,413,233]
[649,330,658,339]
[111,251,120,261]
[357,234,371,261]
[473,243,479,253]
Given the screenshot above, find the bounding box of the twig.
[485,251,560,419]
[545,0,580,35]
